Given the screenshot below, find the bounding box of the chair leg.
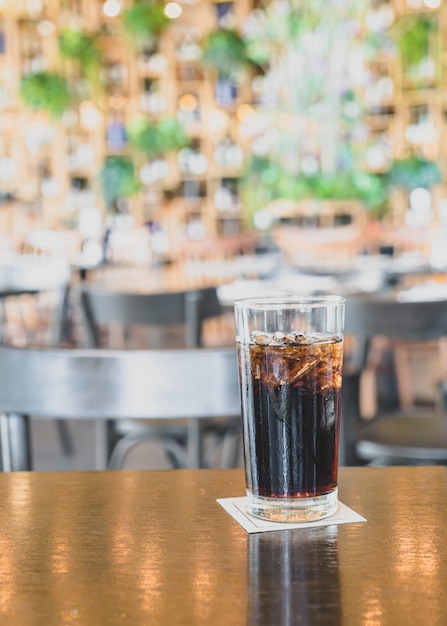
[0,413,32,471]
[95,419,115,470]
[55,420,75,456]
[186,418,201,468]
[202,423,242,468]
[220,431,242,468]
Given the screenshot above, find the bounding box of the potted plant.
[126,116,190,158]
[19,71,72,118]
[387,155,441,190]
[200,28,253,78]
[239,156,387,228]
[200,28,254,106]
[386,155,442,226]
[122,0,170,49]
[58,28,102,93]
[393,16,437,84]
[99,156,140,212]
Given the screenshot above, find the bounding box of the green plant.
[100,156,140,210]
[394,16,435,68]
[122,1,169,47]
[244,0,367,67]
[19,72,72,117]
[59,28,102,66]
[200,28,253,78]
[387,156,441,190]
[239,157,387,225]
[242,157,386,204]
[238,0,377,227]
[306,171,386,208]
[59,28,103,93]
[126,116,190,158]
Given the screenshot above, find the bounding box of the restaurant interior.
[0,0,447,470]
[1,0,447,472]
[2,2,447,624]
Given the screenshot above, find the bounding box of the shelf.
[0,0,446,240]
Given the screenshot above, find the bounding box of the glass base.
[246,488,338,523]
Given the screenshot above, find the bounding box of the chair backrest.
[0,344,240,421]
[80,285,222,348]
[343,294,447,418]
[345,295,447,343]
[0,255,71,346]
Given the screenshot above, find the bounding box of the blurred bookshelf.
[0,0,446,257]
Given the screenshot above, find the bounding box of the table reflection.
[248,526,341,626]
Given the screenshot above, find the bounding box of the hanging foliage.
[239,156,387,225]
[200,28,253,78]
[126,116,190,158]
[387,156,441,190]
[19,72,72,117]
[122,1,170,47]
[59,28,102,67]
[235,0,382,227]
[244,0,368,67]
[393,16,435,69]
[59,28,103,94]
[100,156,140,210]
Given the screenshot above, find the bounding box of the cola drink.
[237,331,343,500]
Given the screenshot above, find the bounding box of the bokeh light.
[103,0,121,18]
[165,2,182,19]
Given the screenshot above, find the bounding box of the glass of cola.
[234,295,345,522]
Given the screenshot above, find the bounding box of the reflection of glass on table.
[248,527,341,626]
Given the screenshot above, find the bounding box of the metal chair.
[342,294,447,466]
[0,344,241,471]
[0,254,74,456]
[79,285,222,349]
[78,285,240,466]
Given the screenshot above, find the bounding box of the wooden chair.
[342,295,447,466]
[0,344,241,471]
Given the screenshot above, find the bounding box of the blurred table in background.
[81,247,447,347]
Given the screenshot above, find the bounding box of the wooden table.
[0,466,446,625]
[0,254,70,293]
[85,263,225,293]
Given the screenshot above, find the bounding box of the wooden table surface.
[0,466,446,625]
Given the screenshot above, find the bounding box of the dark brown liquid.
[238,334,343,498]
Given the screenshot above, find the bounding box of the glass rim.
[233,295,345,310]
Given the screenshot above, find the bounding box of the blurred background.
[0,0,445,261]
[2,0,447,471]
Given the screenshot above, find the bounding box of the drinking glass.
[234,296,345,522]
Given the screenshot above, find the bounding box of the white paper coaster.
[217,496,366,534]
